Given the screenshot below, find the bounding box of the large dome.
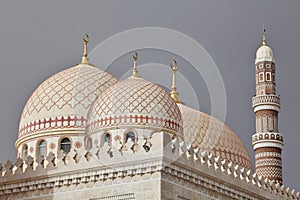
[86,76,183,136]
[178,104,252,170]
[17,64,118,143]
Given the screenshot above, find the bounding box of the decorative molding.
[86,114,183,137]
[252,95,280,111]
[253,105,280,113]
[253,142,283,150]
[255,152,281,159]
[18,115,86,139]
[252,132,283,144]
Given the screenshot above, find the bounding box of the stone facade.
[0,133,299,199]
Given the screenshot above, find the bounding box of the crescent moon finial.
[133,52,138,61]
[262,29,267,46]
[80,34,90,64]
[170,59,178,73]
[83,34,90,44]
[170,59,181,104]
[132,52,139,77]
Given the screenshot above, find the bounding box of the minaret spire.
[80,34,90,64]
[132,52,139,77]
[263,29,267,46]
[170,59,180,103]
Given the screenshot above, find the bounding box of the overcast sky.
[0,0,299,191]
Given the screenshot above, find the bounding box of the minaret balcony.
[252,95,280,112]
[252,132,284,150]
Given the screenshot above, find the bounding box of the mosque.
[0,31,298,199]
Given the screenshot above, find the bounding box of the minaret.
[252,30,284,183]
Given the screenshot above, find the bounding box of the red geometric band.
[18,116,86,138]
[87,114,183,135]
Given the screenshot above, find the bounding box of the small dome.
[86,76,183,136]
[18,64,118,142]
[256,45,273,59]
[178,104,252,170]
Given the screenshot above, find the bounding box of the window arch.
[60,138,71,154]
[125,132,136,144]
[37,140,47,157]
[22,144,28,159]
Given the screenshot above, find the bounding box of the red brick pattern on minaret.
[252,50,283,183]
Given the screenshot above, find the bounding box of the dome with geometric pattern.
[17,64,118,143]
[86,76,183,136]
[178,104,252,170]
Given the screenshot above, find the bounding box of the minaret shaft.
[252,30,283,183]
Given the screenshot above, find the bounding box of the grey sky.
[0,0,299,190]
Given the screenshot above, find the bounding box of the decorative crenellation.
[0,141,298,199]
[178,104,252,170]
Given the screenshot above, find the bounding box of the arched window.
[60,138,71,154]
[22,144,28,159]
[86,137,92,150]
[38,140,47,157]
[125,132,136,144]
[259,73,264,82]
[104,133,111,145]
[266,73,271,81]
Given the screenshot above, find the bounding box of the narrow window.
[38,140,46,157]
[266,72,271,81]
[104,133,111,145]
[60,138,71,154]
[125,132,136,144]
[86,137,92,150]
[259,73,264,82]
[22,144,28,159]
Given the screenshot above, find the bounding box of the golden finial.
[132,52,139,77]
[80,34,90,64]
[262,29,267,46]
[170,59,180,103]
